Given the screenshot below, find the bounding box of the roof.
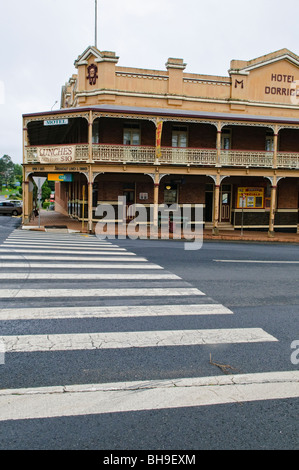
[23,104,299,126]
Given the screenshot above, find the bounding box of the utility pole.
[95,0,98,48]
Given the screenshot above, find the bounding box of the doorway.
[123,184,135,221]
[205,184,214,222]
[220,184,232,222]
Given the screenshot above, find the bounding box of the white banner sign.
[37,146,75,164]
[44,119,68,126]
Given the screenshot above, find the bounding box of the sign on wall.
[44,119,69,126]
[37,146,75,164]
[237,187,264,209]
[48,174,73,182]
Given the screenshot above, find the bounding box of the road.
[0,219,298,451]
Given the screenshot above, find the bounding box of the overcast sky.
[1,0,299,164]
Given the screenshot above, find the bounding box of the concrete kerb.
[21,210,299,243]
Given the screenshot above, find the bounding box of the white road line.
[5,238,113,243]
[1,371,296,421]
[214,259,299,264]
[7,233,105,238]
[0,255,146,261]
[0,304,233,320]
[2,244,126,251]
[0,263,162,269]
[4,240,114,247]
[0,328,277,352]
[0,273,180,281]
[0,287,204,298]
[0,249,137,256]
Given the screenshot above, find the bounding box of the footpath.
[22,210,299,244]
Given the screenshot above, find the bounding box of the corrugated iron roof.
[23,104,299,126]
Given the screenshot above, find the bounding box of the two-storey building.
[23,46,299,235]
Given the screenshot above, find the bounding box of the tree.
[13,163,23,181]
[0,155,14,189]
[41,180,51,201]
[33,179,52,207]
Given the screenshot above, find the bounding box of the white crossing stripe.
[0,371,297,421]
[0,273,180,281]
[3,238,118,248]
[0,304,233,320]
[3,244,126,251]
[4,240,115,247]
[0,249,138,255]
[1,328,277,352]
[0,287,204,298]
[0,263,162,269]
[0,255,146,261]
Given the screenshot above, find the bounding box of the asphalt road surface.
[0,219,298,452]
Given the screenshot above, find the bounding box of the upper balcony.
[23,109,299,170]
[24,143,299,169]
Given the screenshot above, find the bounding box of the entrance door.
[123,188,135,221]
[220,185,231,222]
[205,190,213,222]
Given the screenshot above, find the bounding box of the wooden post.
[212,174,221,235]
[22,180,30,224]
[82,184,85,231]
[88,110,93,163]
[273,125,278,169]
[216,122,222,167]
[88,176,93,233]
[153,172,159,227]
[268,175,277,237]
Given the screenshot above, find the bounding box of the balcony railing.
[277,152,299,169]
[160,147,217,165]
[93,145,217,165]
[220,150,274,168]
[92,145,155,164]
[24,144,299,169]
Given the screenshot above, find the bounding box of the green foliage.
[41,180,52,201]
[33,179,52,204]
[0,155,14,189]
[0,156,23,191]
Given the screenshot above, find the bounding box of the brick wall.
[54,182,68,215]
[98,118,156,146]
[279,129,299,152]
[230,126,269,150]
[277,178,298,208]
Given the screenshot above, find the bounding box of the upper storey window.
[221,129,231,150]
[172,126,188,148]
[123,124,141,146]
[265,132,274,151]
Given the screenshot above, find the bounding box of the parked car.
[0,201,22,216]
[9,200,23,206]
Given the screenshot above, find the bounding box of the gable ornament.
[87,64,98,85]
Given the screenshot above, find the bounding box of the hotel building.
[22,46,299,234]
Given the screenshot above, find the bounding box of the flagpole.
[95,0,98,48]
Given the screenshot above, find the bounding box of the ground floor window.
[237,187,264,209]
[164,183,178,204]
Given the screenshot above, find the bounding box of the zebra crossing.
[0,229,298,425]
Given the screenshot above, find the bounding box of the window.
[164,184,178,204]
[237,187,265,209]
[265,132,274,151]
[123,124,141,146]
[172,126,188,148]
[221,129,231,149]
[92,120,100,144]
